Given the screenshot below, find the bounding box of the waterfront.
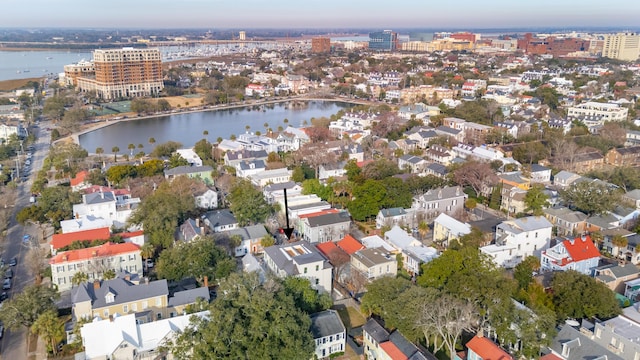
[0,50,92,81]
[78,101,352,154]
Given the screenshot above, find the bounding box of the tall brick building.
[311,37,331,53]
[75,48,164,100]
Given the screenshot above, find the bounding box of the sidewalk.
[28,334,47,360]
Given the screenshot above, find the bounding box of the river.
[0,50,92,81]
[78,101,353,154]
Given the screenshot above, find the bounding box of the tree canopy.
[561,180,621,215]
[228,179,274,226]
[0,285,59,330]
[156,236,234,284]
[551,270,620,321]
[167,272,315,360]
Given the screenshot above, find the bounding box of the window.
[156,297,162,306]
[315,265,319,271]
[103,309,109,317]
[132,303,137,312]
[142,301,148,310]
[315,279,319,285]
[157,313,162,320]
[304,267,308,274]
[123,304,128,313]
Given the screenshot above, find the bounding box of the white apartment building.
[567,101,629,126]
[263,241,333,294]
[72,190,140,229]
[480,216,552,268]
[602,32,640,61]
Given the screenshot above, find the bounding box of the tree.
[128,143,135,156]
[524,184,550,215]
[148,137,156,148]
[71,271,88,287]
[106,164,137,185]
[31,310,65,356]
[260,234,275,248]
[453,161,498,197]
[348,179,387,221]
[111,146,120,162]
[151,141,183,158]
[156,236,234,283]
[561,181,621,215]
[166,272,315,359]
[551,270,620,321]
[168,153,189,168]
[140,243,155,264]
[0,285,59,330]
[228,179,274,226]
[361,277,413,317]
[513,256,540,290]
[513,142,549,165]
[282,277,332,314]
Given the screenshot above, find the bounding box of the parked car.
[2,278,11,290]
[0,292,7,302]
[9,257,17,266]
[145,259,154,269]
[4,268,12,279]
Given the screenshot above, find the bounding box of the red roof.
[51,227,111,250]
[337,234,365,255]
[315,241,339,258]
[298,209,339,219]
[356,160,374,168]
[466,336,513,360]
[70,170,88,187]
[563,235,600,262]
[120,230,144,239]
[540,354,563,360]
[50,242,140,264]
[380,342,408,360]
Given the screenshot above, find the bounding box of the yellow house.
[72,276,210,323]
[499,172,531,191]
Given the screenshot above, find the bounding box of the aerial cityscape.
[1,2,640,360]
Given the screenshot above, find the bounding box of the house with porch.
[163,165,214,185]
[376,208,412,229]
[263,241,333,294]
[543,207,588,237]
[300,210,351,244]
[540,235,601,275]
[433,213,472,248]
[310,310,346,360]
[412,186,467,220]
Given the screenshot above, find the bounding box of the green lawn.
[334,305,366,329]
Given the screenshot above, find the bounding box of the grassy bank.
[0,77,40,92]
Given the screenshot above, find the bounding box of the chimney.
[145,277,149,285]
[109,315,114,322]
[124,274,130,281]
[196,218,200,227]
[93,280,100,289]
[204,276,209,288]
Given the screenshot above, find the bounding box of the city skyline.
[2,0,640,30]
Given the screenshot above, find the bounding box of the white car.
[145,259,154,268]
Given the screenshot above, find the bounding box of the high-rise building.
[311,37,331,53]
[368,30,398,51]
[76,48,163,100]
[602,32,640,61]
[239,31,246,41]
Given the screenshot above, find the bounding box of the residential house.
[397,103,431,120]
[570,151,605,173]
[481,216,553,268]
[398,155,428,174]
[500,186,528,216]
[412,186,467,219]
[163,165,214,185]
[623,189,640,209]
[49,242,142,292]
[594,263,640,293]
[72,190,141,229]
[175,148,203,167]
[236,159,266,178]
[457,335,513,360]
[545,323,624,360]
[434,125,464,144]
[424,145,454,165]
[543,207,588,237]
[223,149,268,168]
[202,209,238,233]
[407,128,438,149]
[586,315,640,359]
[263,181,303,204]
[529,164,552,184]
[499,172,531,191]
[626,130,640,146]
[424,163,449,178]
[336,234,366,255]
[263,241,333,294]
[310,310,347,360]
[50,227,111,255]
[80,310,209,360]
[179,218,204,242]
[402,246,439,276]
[300,210,351,243]
[249,167,293,187]
[552,171,583,189]
[71,276,209,323]
[318,162,347,181]
[362,318,430,360]
[351,247,397,281]
[376,208,410,229]
[342,144,365,162]
[70,170,90,192]
[60,215,111,234]
[194,188,218,209]
[540,235,601,275]
[360,235,397,253]
[384,225,422,252]
[222,224,269,256]
[433,213,472,248]
[606,146,640,167]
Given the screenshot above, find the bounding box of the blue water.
[0,50,92,81]
[78,101,353,154]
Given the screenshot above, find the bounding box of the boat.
[16,70,21,74]
[23,69,30,73]
[46,56,53,59]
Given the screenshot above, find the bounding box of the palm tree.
[217,137,223,144]
[148,137,156,148]
[263,122,269,133]
[230,134,237,141]
[138,143,144,150]
[283,118,289,125]
[95,147,104,162]
[141,243,155,270]
[277,125,283,132]
[71,271,88,287]
[111,146,120,162]
[203,130,209,141]
[103,269,116,280]
[245,125,251,133]
[128,143,135,156]
[31,310,65,357]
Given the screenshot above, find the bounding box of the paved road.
[0,121,51,359]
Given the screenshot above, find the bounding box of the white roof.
[81,311,209,359]
[384,225,421,251]
[361,235,396,252]
[434,213,471,236]
[404,245,439,262]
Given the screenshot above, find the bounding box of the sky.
[3,0,640,29]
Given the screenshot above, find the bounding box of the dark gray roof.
[596,263,639,278]
[84,191,116,205]
[289,201,330,211]
[164,165,213,176]
[307,211,351,227]
[263,241,329,276]
[203,209,238,228]
[223,224,268,241]
[363,318,389,344]
[168,287,210,307]
[238,160,266,170]
[548,324,624,360]
[180,218,202,241]
[389,331,421,358]
[530,163,550,172]
[225,149,268,161]
[380,208,407,217]
[419,186,464,202]
[310,310,345,338]
[71,278,168,309]
[426,163,447,175]
[263,181,297,192]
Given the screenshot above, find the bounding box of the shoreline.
[64,96,369,148]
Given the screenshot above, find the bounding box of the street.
[0,121,51,359]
